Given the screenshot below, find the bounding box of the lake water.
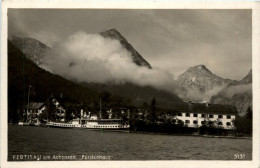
[8,125,252,160]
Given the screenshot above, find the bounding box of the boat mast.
[27,85,32,123]
[100,98,102,119]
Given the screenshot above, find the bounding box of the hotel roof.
[177,103,237,115]
[28,102,44,109]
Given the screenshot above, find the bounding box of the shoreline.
[129,130,252,140]
[9,123,252,140]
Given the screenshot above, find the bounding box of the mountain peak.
[177,64,234,102]
[100,28,125,41]
[240,69,252,84]
[178,64,227,85]
[103,28,121,34]
[196,64,206,69]
[248,69,252,74]
[100,28,152,69]
[194,64,208,70]
[186,65,212,75]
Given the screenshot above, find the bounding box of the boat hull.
[18,122,35,126]
[46,122,130,130]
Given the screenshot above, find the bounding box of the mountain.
[210,70,252,116]
[10,28,152,70]
[177,64,252,116]
[8,37,184,122]
[100,28,152,69]
[9,36,50,65]
[228,69,252,86]
[8,40,99,123]
[177,65,234,102]
[8,32,184,109]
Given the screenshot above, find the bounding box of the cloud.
[177,85,227,102]
[223,84,252,98]
[42,31,179,93]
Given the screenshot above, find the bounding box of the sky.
[8,9,252,80]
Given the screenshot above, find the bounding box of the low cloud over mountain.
[41,30,179,94]
[210,70,252,116]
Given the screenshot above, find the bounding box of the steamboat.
[46,115,130,130]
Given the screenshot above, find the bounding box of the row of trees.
[41,93,252,137]
[11,84,252,136]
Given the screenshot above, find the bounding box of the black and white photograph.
[1,1,260,168]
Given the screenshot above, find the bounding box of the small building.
[26,95,66,123]
[48,96,66,121]
[26,102,45,123]
[176,102,237,130]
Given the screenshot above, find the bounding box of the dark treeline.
[8,40,183,123]
[8,41,98,123]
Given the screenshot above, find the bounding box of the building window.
[226,122,231,126]
[193,120,198,124]
[226,115,231,119]
[193,113,198,117]
[185,113,190,117]
[208,121,213,125]
[185,120,190,124]
[201,114,205,117]
[178,113,182,116]
[201,121,205,125]
[218,115,223,119]
[209,114,214,118]
[218,122,223,126]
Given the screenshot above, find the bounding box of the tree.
[149,97,157,123]
[45,100,57,122]
[38,112,47,123]
[8,85,21,123]
[244,106,253,134]
[129,108,140,131]
[246,106,252,120]
[233,106,253,135]
[65,106,73,122]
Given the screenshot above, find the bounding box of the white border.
[1,1,260,168]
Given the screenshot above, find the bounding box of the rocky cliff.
[9,36,50,65]
[177,65,234,102]
[100,28,152,69]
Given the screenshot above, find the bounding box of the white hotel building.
[175,102,237,130]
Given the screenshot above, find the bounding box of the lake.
[8,125,252,160]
